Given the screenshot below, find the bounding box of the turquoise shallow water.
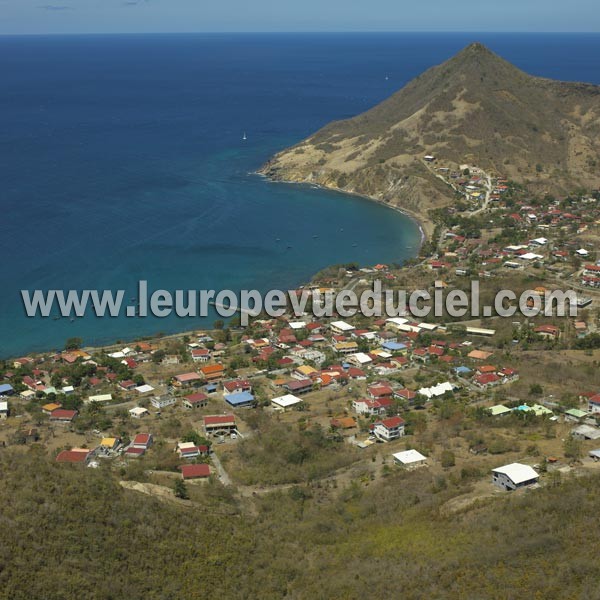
[2,32,600,357]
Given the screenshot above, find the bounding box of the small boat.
[52,316,60,321]
[242,132,247,141]
[276,238,281,242]
[312,234,318,239]
[352,243,358,247]
[286,245,292,250]
[70,318,75,322]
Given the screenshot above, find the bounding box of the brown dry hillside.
[260,42,600,222]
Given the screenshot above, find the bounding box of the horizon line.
[1,30,600,37]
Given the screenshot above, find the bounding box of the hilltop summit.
[260,43,600,230]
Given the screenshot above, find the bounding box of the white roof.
[0,401,8,412]
[288,321,306,330]
[135,384,154,394]
[417,322,438,331]
[418,381,454,399]
[330,320,355,332]
[178,441,198,450]
[87,394,113,403]
[577,248,589,255]
[108,351,126,359]
[129,406,148,416]
[492,462,538,484]
[518,252,543,261]
[386,317,408,326]
[271,394,303,408]
[393,449,427,465]
[531,237,548,245]
[350,352,372,365]
[61,386,74,393]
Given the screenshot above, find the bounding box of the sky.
[0,0,599,35]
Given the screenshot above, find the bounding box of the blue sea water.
[2,32,600,357]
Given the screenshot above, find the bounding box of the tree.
[440,450,456,468]
[563,436,582,460]
[173,479,189,499]
[65,337,83,351]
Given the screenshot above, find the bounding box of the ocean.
[2,32,600,357]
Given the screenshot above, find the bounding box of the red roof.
[56,449,90,463]
[180,464,210,479]
[475,373,500,385]
[184,392,208,404]
[378,416,405,428]
[50,409,78,420]
[133,433,152,446]
[204,415,236,426]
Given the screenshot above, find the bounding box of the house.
[223,379,252,394]
[0,383,14,397]
[564,408,588,422]
[418,381,455,399]
[534,324,560,339]
[200,364,225,382]
[293,365,318,380]
[367,384,393,400]
[173,372,203,388]
[352,397,393,417]
[572,424,600,441]
[0,401,8,419]
[393,449,427,468]
[224,391,255,408]
[56,449,92,464]
[42,402,62,415]
[588,394,600,414]
[86,394,113,404]
[132,433,153,449]
[124,447,145,459]
[119,380,137,391]
[177,442,209,459]
[182,392,209,409]
[488,405,511,417]
[100,437,120,451]
[151,394,176,410]
[181,464,211,480]
[372,416,405,442]
[284,379,313,395]
[129,406,149,418]
[49,408,78,423]
[491,463,539,491]
[191,348,211,362]
[330,320,355,334]
[333,342,359,354]
[271,394,303,411]
[204,414,236,435]
[474,373,501,389]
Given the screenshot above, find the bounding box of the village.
[2,159,600,504]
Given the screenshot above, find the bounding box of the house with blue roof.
[0,384,14,397]
[382,342,408,353]
[224,391,255,408]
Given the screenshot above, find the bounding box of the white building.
[330,320,355,334]
[393,449,427,468]
[491,463,539,491]
[151,394,176,409]
[129,406,149,419]
[271,394,303,411]
[0,401,8,419]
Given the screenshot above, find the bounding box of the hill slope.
[260,43,600,227]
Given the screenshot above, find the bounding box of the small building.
[491,463,539,491]
[393,449,427,468]
[129,406,149,419]
[200,364,225,382]
[224,391,255,409]
[182,392,209,409]
[572,424,600,441]
[284,379,313,395]
[0,383,14,397]
[151,394,176,410]
[56,449,92,464]
[204,414,236,435]
[132,433,153,449]
[564,408,588,422]
[488,405,512,417]
[0,401,8,419]
[181,464,211,480]
[330,320,355,334]
[372,416,405,442]
[49,408,78,423]
[271,394,303,411]
[173,372,204,388]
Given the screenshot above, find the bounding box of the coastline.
[3,175,427,361]
[254,171,432,246]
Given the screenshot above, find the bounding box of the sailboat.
[242,132,247,141]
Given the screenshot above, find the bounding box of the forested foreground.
[1,448,599,599]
